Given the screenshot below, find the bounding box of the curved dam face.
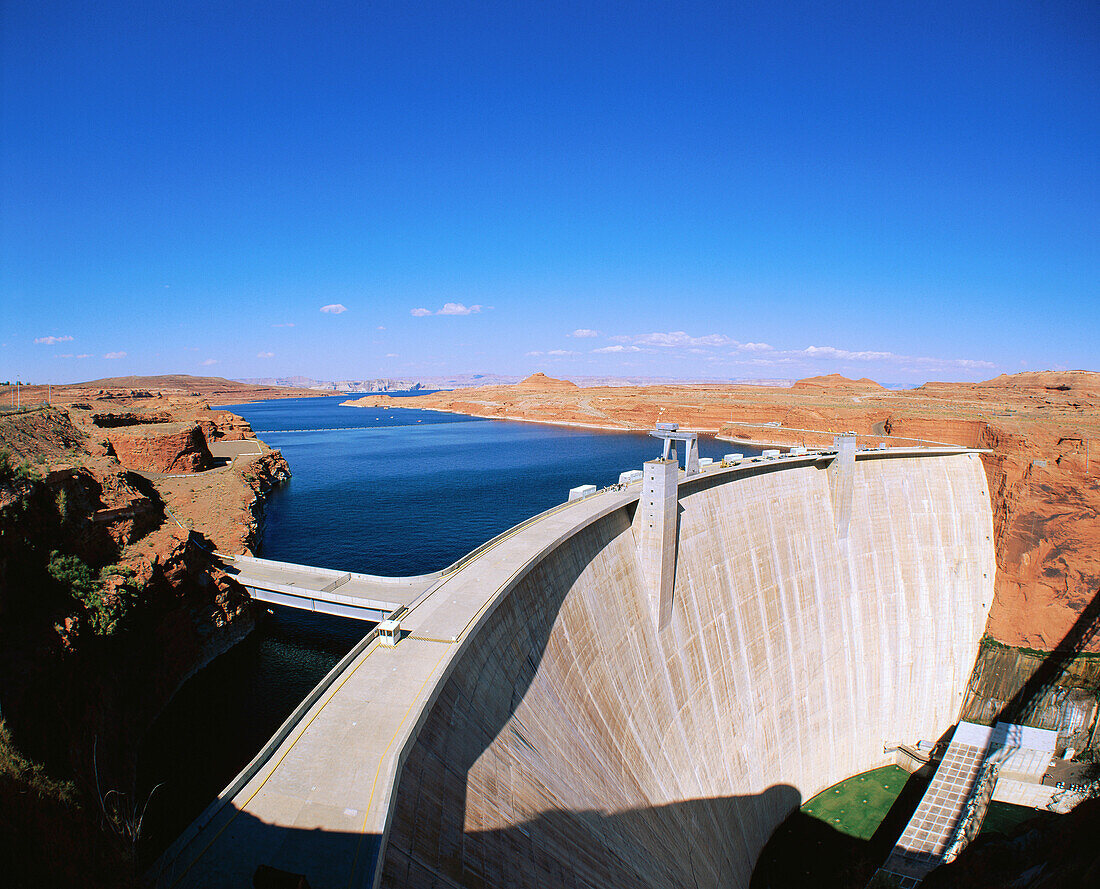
[381,453,995,888]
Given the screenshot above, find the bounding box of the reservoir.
[138,395,746,858]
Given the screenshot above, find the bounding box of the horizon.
[3,2,1098,385]
[4,366,1098,397]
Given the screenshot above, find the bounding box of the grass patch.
[0,719,75,805]
[980,800,1057,837]
[801,765,913,841]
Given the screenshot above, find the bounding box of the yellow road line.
[168,635,384,887]
[348,644,452,887]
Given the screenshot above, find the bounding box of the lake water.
[138,394,754,858]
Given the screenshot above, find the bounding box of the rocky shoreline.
[346,370,1100,657]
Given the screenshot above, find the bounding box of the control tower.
[649,422,700,476]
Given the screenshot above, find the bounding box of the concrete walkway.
[878,721,1059,888]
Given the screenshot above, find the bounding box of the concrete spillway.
[154,449,995,889]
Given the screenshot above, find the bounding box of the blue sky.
[2,1,1097,385]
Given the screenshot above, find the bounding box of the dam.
[151,444,995,889]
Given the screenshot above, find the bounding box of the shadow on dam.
[750,770,933,889]
[196,786,804,889]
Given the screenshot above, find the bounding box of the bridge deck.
[223,555,439,621]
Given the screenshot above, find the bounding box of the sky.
[2,1,1097,386]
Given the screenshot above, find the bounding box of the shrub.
[47,553,141,636]
[47,551,98,603]
[14,459,41,482]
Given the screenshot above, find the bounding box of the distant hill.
[238,374,523,391]
[514,373,580,391]
[80,374,281,393]
[8,374,325,403]
[790,373,886,392]
[237,374,799,391]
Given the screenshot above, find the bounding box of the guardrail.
[718,420,966,449]
[0,402,50,417]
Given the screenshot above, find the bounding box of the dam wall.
[380,452,996,888]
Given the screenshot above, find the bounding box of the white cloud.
[34,335,74,345]
[597,328,994,372]
[104,351,126,359]
[547,349,577,356]
[257,351,275,358]
[385,352,398,358]
[272,322,295,328]
[377,325,386,330]
[525,351,544,356]
[201,358,218,366]
[413,303,486,316]
[592,344,642,353]
[76,353,91,359]
[800,345,893,361]
[320,304,347,314]
[569,328,600,338]
[788,345,994,369]
[438,302,483,315]
[723,344,995,371]
[612,331,736,348]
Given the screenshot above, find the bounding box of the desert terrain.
[0,373,324,408]
[346,370,1100,654]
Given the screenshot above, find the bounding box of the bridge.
[153,441,996,889]
[222,555,439,622]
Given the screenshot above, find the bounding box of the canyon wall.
[380,453,995,888]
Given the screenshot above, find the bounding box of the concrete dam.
[153,447,995,889]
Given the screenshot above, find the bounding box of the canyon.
[3,369,1096,886]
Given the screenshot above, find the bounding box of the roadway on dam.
[152,446,987,889]
[154,472,646,889]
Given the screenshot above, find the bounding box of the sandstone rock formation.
[514,372,580,391]
[107,422,214,473]
[789,373,886,392]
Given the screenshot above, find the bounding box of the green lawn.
[980,800,1056,837]
[801,765,913,841]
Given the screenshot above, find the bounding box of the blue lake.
[233,395,738,574]
[138,394,755,857]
